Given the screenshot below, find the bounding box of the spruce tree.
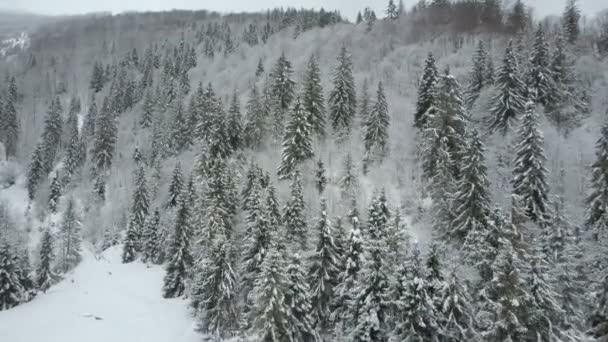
[167,162,183,209]
[286,253,319,342]
[170,100,190,153]
[82,99,97,140]
[36,229,55,292]
[302,54,326,137]
[141,88,155,128]
[1,96,18,159]
[430,137,456,236]
[194,233,239,339]
[57,198,82,273]
[414,52,439,130]
[437,271,478,341]
[255,58,265,77]
[26,143,46,201]
[41,97,63,173]
[128,166,149,247]
[244,83,266,149]
[387,0,399,19]
[93,176,106,202]
[17,249,36,303]
[528,24,555,107]
[283,169,308,250]
[92,98,117,174]
[0,238,23,311]
[90,61,105,93]
[563,0,581,44]
[271,52,296,129]
[308,199,341,329]
[329,46,357,137]
[450,130,492,240]
[487,41,527,134]
[363,81,390,169]
[277,98,314,179]
[339,153,358,201]
[586,122,608,239]
[465,40,490,109]
[589,276,608,341]
[48,173,62,213]
[162,188,193,298]
[315,158,327,194]
[227,90,243,151]
[349,193,392,342]
[142,209,162,264]
[359,79,370,124]
[512,101,551,226]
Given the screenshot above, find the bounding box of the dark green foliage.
[277,98,314,179]
[329,46,357,136]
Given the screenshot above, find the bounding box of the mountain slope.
[0,246,199,342]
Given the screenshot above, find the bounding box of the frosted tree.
[92,98,118,174]
[359,79,370,124]
[349,194,392,342]
[170,100,190,153]
[589,276,608,341]
[1,95,18,158]
[162,188,193,298]
[430,137,456,236]
[82,98,97,140]
[277,98,314,179]
[271,52,296,129]
[57,198,82,273]
[563,0,581,44]
[392,246,439,341]
[255,58,264,77]
[0,238,23,311]
[283,169,308,250]
[250,241,292,342]
[244,83,266,149]
[227,90,243,151]
[63,111,85,185]
[142,209,162,264]
[36,229,55,292]
[26,143,46,201]
[339,153,358,201]
[437,271,478,341]
[364,7,377,32]
[48,173,62,213]
[315,158,327,194]
[414,52,439,130]
[125,166,149,255]
[363,81,390,169]
[328,46,357,137]
[194,233,239,340]
[308,199,341,329]
[302,54,326,137]
[93,176,106,202]
[285,253,319,342]
[527,24,555,107]
[167,162,183,209]
[387,0,399,19]
[512,101,551,226]
[332,222,363,330]
[89,61,105,92]
[586,122,608,239]
[450,130,492,240]
[41,97,63,173]
[465,40,490,108]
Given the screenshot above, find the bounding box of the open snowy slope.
[0,246,200,342]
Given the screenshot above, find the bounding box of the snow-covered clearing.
[0,245,200,342]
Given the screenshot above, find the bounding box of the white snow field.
[0,245,200,342]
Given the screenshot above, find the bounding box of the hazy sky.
[0,0,605,20]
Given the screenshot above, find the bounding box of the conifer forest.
[2,0,608,341]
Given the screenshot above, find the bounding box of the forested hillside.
[1,0,608,341]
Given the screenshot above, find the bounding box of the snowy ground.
[0,245,200,342]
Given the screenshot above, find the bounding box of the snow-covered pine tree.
[48,173,62,213]
[271,52,296,132]
[125,166,149,256]
[250,239,292,342]
[586,121,608,239]
[563,0,581,44]
[92,97,118,174]
[82,99,97,140]
[277,97,314,179]
[142,209,162,264]
[465,40,490,108]
[26,143,46,201]
[17,250,36,303]
[285,252,319,342]
[512,101,551,226]
[244,83,266,149]
[359,78,370,124]
[227,90,243,152]
[1,95,18,159]
[89,61,105,93]
[194,233,239,340]
[487,40,527,134]
[414,52,439,130]
[40,97,63,173]
[339,153,358,201]
[315,158,327,194]
[162,187,193,298]
[387,0,399,19]
[430,137,456,236]
[392,245,439,341]
[167,162,183,209]
[57,198,82,273]
[0,237,23,311]
[93,175,106,202]
[283,169,308,250]
[255,58,264,77]
[308,198,341,329]
[589,276,608,341]
[527,24,555,107]
[363,81,390,170]
[332,221,363,330]
[62,111,84,186]
[328,46,357,137]
[170,99,191,153]
[349,193,392,341]
[437,271,478,341]
[302,54,326,137]
[450,130,492,240]
[36,229,56,292]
